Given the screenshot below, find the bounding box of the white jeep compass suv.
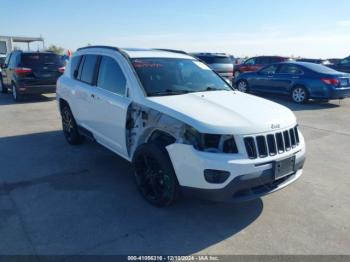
[56,46,306,207]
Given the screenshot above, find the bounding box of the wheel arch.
[58,98,70,114]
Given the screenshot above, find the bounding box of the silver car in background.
[191,53,234,83]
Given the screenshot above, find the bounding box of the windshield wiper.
[148,89,191,97]
[198,86,230,92]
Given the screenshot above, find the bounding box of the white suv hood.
[145,91,296,135]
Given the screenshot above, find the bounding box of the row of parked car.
[0,49,350,104]
[189,53,350,103]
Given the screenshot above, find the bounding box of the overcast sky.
[2,0,350,58]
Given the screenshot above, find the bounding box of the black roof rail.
[77,45,121,52]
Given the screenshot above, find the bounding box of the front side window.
[244,58,256,65]
[279,65,304,75]
[259,65,278,75]
[80,55,98,84]
[97,56,126,95]
[132,58,231,97]
[70,55,82,78]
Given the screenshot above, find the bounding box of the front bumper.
[166,133,306,202]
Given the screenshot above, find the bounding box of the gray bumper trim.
[181,156,306,203]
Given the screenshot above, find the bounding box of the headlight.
[182,125,238,154]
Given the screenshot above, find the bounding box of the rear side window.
[80,55,98,84]
[97,56,126,95]
[260,65,278,75]
[256,57,270,64]
[70,56,82,78]
[20,53,63,68]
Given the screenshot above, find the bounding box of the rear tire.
[132,143,180,207]
[291,86,308,104]
[237,79,249,93]
[61,104,83,145]
[12,83,21,102]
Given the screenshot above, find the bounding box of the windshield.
[132,58,232,97]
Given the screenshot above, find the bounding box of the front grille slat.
[276,132,285,153]
[283,130,291,151]
[294,126,300,144]
[256,136,268,158]
[244,137,257,159]
[244,125,299,159]
[289,128,296,147]
[267,134,277,156]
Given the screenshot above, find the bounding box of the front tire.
[291,86,308,104]
[61,104,83,145]
[132,143,180,207]
[237,79,249,93]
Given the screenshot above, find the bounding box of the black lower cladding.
[182,155,306,202]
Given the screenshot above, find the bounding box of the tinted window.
[244,58,256,65]
[132,58,231,96]
[9,53,18,67]
[198,56,231,64]
[259,65,278,75]
[20,53,63,68]
[256,57,268,64]
[4,54,11,66]
[97,56,126,95]
[80,55,98,84]
[340,58,350,66]
[0,41,7,54]
[70,56,82,78]
[269,57,282,63]
[279,65,304,75]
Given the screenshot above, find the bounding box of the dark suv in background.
[329,56,350,73]
[233,56,289,79]
[0,51,64,101]
[190,53,234,83]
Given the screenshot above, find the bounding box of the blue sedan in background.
[235,62,350,103]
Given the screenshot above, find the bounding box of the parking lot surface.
[0,93,349,255]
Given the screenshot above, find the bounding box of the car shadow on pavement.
[254,93,341,111]
[0,93,56,105]
[0,130,263,255]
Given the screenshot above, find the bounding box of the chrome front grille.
[244,125,300,159]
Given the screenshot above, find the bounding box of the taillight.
[58,67,65,73]
[15,67,32,75]
[321,78,339,85]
